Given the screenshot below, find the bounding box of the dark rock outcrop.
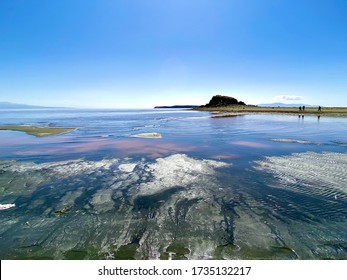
[202,95,246,107]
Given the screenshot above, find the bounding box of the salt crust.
[0,154,229,209]
[118,163,137,173]
[269,138,318,145]
[0,154,227,186]
[3,153,346,259]
[1,159,118,176]
[0,154,231,258]
[0,203,15,210]
[131,132,162,138]
[137,154,229,196]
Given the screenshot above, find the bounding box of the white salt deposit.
[137,154,229,196]
[269,138,318,145]
[0,203,15,210]
[1,159,118,177]
[131,132,162,138]
[118,163,137,173]
[1,154,285,260]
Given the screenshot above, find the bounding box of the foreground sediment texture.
[0,152,346,259]
[255,152,347,198]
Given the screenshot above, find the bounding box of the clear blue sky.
[1,0,346,108]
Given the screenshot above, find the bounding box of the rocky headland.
[201,95,246,108]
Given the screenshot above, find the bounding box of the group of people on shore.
[298,106,321,111]
[298,106,321,119]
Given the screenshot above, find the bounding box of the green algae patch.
[0,125,75,137]
[113,243,139,260]
[64,250,89,260]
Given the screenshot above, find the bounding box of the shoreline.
[193,105,347,117]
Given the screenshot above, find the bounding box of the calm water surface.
[0,109,346,259]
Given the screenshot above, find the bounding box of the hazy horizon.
[0,99,335,109]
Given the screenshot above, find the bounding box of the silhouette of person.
[318,106,321,112]
[299,106,302,111]
[303,106,305,111]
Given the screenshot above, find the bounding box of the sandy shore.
[194,105,347,116]
[0,125,75,137]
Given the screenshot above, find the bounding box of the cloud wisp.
[275,95,303,101]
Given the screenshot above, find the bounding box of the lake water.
[0,108,346,259]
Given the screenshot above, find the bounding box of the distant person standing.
[299,106,302,111]
[318,106,321,112]
[303,106,305,111]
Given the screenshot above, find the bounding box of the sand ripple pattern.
[255,152,347,200]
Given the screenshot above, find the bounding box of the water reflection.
[0,110,347,259]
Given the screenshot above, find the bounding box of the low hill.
[201,95,246,108]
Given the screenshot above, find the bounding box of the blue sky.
[1,0,346,108]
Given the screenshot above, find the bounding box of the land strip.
[0,125,75,137]
[194,105,347,116]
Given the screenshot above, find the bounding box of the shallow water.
[0,109,346,259]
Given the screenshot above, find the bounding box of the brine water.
[0,109,346,259]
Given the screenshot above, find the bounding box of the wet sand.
[0,125,75,137]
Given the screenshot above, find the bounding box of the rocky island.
[201,95,246,107]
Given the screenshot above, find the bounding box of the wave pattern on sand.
[255,152,347,199]
[251,152,347,259]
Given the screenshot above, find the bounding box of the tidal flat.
[0,125,75,137]
[0,109,346,259]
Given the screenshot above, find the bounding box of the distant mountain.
[0,102,46,109]
[0,102,64,109]
[258,102,318,108]
[154,105,200,109]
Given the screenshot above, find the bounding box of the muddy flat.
[0,125,75,137]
